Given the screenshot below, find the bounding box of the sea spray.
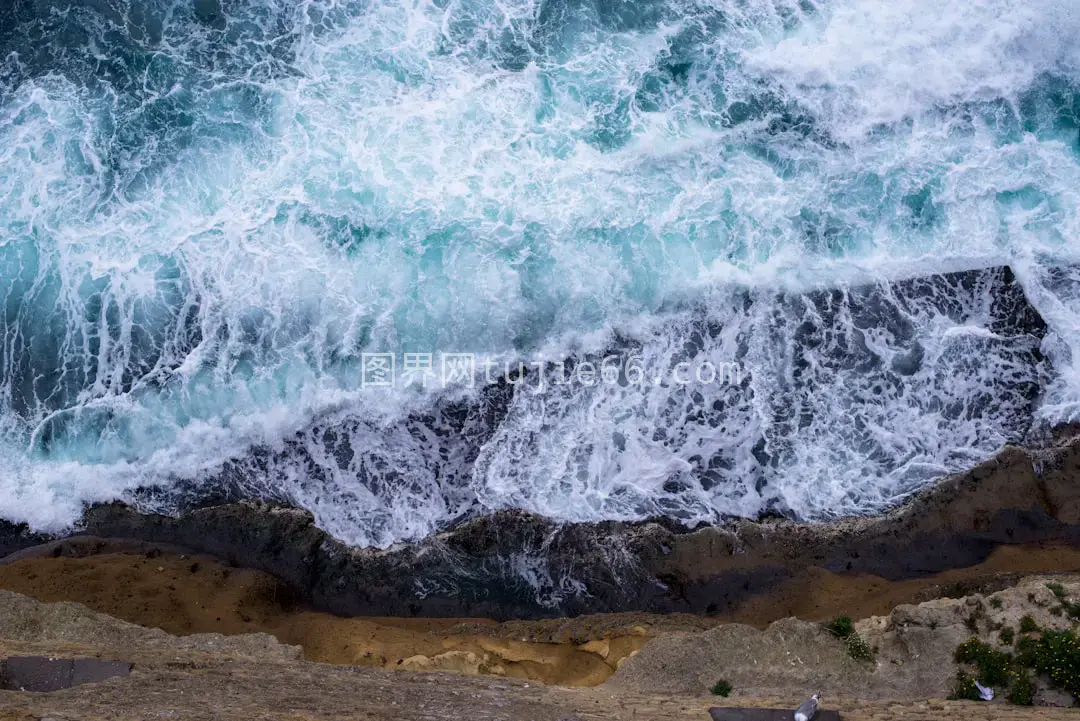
[0,0,1077,546]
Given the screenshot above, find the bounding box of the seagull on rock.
[794,694,820,721]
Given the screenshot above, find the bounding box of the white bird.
[974,680,994,701]
[794,694,820,721]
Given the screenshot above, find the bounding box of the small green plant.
[948,671,981,701]
[1063,601,1080,620]
[988,595,1003,609]
[955,637,986,664]
[953,632,1078,706]
[1006,672,1035,706]
[846,633,874,661]
[1033,629,1080,698]
[1019,615,1039,633]
[711,679,733,697]
[954,637,1013,687]
[999,627,1015,645]
[1015,635,1038,667]
[978,648,1014,687]
[826,615,854,638]
[1046,582,1067,599]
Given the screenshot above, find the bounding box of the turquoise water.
[1,0,1079,546]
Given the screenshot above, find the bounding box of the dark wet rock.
[3,264,1066,620]
[660,437,1080,594]
[69,433,1080,620]
[709,710,840,721]
[0,656,131,692]
[0,537,194,566]
[107,264,1050,554]
[79,503,678,619]
[0,520,49,560]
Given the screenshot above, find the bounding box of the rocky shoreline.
[0,568,1077,717]
[4,433,1080,620]
[2,439,1080,716]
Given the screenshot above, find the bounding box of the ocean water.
[1,0,1079,547]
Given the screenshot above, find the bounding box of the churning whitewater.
[1,0,1079,547]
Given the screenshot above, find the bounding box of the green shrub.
[826,615,854,638]
[988,595,1003,609]
[978,649,1014,687]
[711,679,732,697]
[1006,672,1035,706]
[1019,615,1039,633]
[999,627,1015,645]
[948,671,982,701]
[1046,582,1067,599]
[1015,635,1038,667]
[955,637,989,664]
[1033,630,1080,698]
[846,633,874,661]
[953,631,1080,705]
[953,637,1013,687]
[1064,601,1080,620]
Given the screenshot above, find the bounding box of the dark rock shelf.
[58,432,1080,620]
[1,656,132,692]
[709,709,841,721]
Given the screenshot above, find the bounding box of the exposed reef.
[69,433,1080,620]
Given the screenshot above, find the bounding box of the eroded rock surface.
[610,575,1080,706]
[0,589,301,662]
[0,588,1076,720]
[71,435,1080,619]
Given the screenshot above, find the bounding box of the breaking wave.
[1,0,1079,546]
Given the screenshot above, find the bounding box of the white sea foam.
[0,0,1077,545]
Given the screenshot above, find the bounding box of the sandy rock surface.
[0,573,1078,719]
[610,575,1080,705]
[0,590,1073,721]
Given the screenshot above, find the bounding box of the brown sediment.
[0,537,1078,687]
[714,542,1080,627]
[0,583,1078,720]
[0,547,652,686]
